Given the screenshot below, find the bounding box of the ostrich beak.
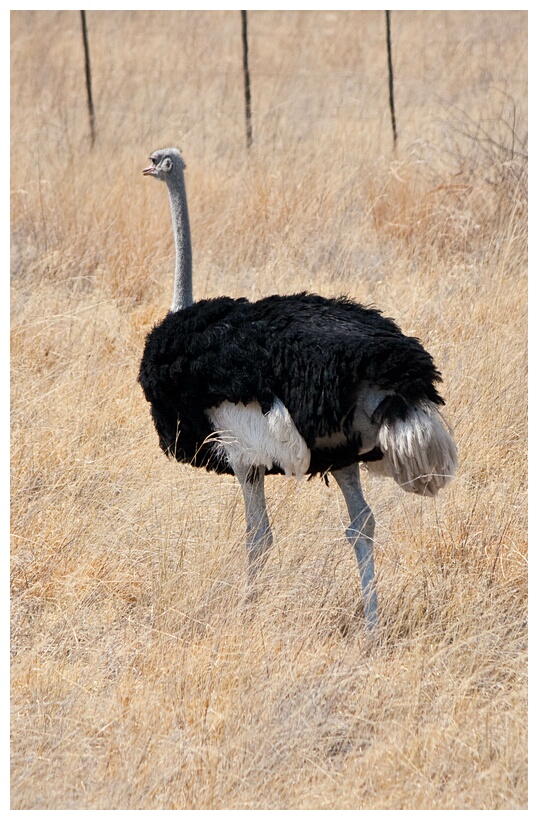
[143,163,156,176]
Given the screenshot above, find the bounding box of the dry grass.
[10,9,527,810]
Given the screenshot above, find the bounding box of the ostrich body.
[139,148,457,628]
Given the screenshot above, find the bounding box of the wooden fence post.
[385,10,397,148]
[80,11,96,147]
[241,11,253,149]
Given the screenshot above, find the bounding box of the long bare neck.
[167,168,193,312]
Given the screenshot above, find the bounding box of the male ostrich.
[138,147,457,628]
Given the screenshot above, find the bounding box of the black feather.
[138,292,444,476]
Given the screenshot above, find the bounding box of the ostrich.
[138,147,457,629]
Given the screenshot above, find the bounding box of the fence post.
[385,10,397,148]
[80,11,96,147]
[241,11,253,149]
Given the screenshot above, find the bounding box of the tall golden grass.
[10,10,527,810]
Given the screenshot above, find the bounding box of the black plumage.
[139,292,445,475]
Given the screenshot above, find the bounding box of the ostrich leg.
[332,464,378,629]
[234,464,273,583]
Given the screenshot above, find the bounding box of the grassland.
[10,9,527,810]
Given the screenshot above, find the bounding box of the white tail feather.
[366,401,457,497]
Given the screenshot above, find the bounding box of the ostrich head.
[143,147,186,181]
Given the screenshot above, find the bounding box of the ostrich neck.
[167,172,193,312]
